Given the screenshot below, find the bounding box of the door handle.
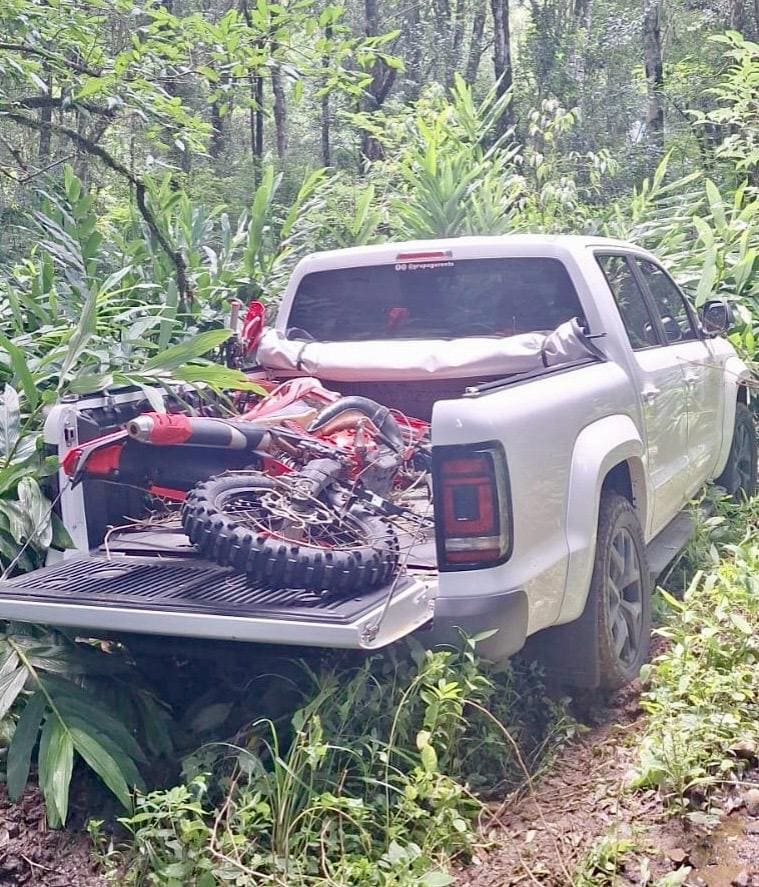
[683,373,699,390]
[642,387,660,405]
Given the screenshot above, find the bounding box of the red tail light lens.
[434,444,511,569]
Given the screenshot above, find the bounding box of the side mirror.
[700,299,734,336]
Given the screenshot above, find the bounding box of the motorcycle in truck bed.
[0,383,438,649]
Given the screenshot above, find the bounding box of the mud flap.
[523,591,601,689]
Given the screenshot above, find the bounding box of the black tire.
[715,402,757,500]
[182,473,399,594]
[590,492,652,690]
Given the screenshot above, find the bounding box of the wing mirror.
[700,299,734,336]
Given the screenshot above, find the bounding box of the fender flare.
[713,355,751,479]
[557,414,647,624]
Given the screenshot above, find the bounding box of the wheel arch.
[713,355,751,478]
[558,414,648,625]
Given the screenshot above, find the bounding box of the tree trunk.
[728,0,748,32]
[240,0,264,181]
[321,20,333,166]
[405,0,423,98]
[432,0,452,84]
[209,100,224,159]
[465,6,487,85]
[38,73,52,163]
[573,0,593,95]
[642,0,664,150]
[254,75,264,159]
[271,67,287,160]
[490,0,515,134]
[360,0,396,169]
[452,0,466,59]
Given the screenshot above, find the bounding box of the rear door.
[596,254,690,535]
[632,257,725,490]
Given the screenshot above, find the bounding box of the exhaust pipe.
[127,413,271,451]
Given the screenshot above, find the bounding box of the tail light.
[433,442,512,570]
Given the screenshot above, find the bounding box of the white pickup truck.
[0,235,754,689]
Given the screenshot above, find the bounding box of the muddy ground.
[0,786,104,887]
[459,680,759,887]
[1,679,757,886]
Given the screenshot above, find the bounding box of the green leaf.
[142,329,233,372]
[729,611,752,636]
[7,692,47,801]
[705,179,727,232]
[0,334,39,411]
[75,78,106,100]
[695,246,718,307]
[57,284,99,389]
[158,280,179,350]
[38,716,74,826]
[66,373,115,395]
[420,742,438,774]
[0,385,21,460]
[50,514,73,551]
[134,692,173,759]
[70,727,133,811]
[189,702,233,733]
[422,873,455,887]
[171,364,264,391]
[48,685,147,764]
[691,216,714,250]
[16,477,53,549]
[0,666,29,720]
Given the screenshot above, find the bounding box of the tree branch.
[4,111,192,309]
[0,43,101,77]
[0,132,30,171]
[1,95,117,116]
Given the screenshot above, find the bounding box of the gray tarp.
[257,318,602,381]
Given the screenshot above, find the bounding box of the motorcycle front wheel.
[182,472,399,593]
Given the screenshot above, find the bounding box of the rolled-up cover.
[541,318,607,367]
[256,319,603,381]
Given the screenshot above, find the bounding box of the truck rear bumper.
[431,587,529,660]
[0,556,435,650]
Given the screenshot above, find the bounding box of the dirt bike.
[62,379,431,594]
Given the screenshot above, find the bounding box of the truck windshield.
[286,257,582,342]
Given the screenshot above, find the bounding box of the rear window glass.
[285,257,583,342]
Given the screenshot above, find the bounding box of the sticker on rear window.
[395,259,455,272]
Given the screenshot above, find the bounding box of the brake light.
[395,250,452,261]
[434,444,511,569]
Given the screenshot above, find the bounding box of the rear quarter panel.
[431,360,642,635]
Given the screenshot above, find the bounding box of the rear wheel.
[716,402,757,500]
[591,492,652,690]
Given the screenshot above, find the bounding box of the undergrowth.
[78,638,575,886]
[632,494,759,818]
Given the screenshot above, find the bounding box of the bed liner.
[0,529,435,648]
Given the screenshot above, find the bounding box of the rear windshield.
[285,257,583,342]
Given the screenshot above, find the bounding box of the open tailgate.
[0,551,435,649]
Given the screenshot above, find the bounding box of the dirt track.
[458,681,759,887]
[0,786,104,887]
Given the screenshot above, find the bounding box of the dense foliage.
[633,495,759,818]
[0,0,758,883]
